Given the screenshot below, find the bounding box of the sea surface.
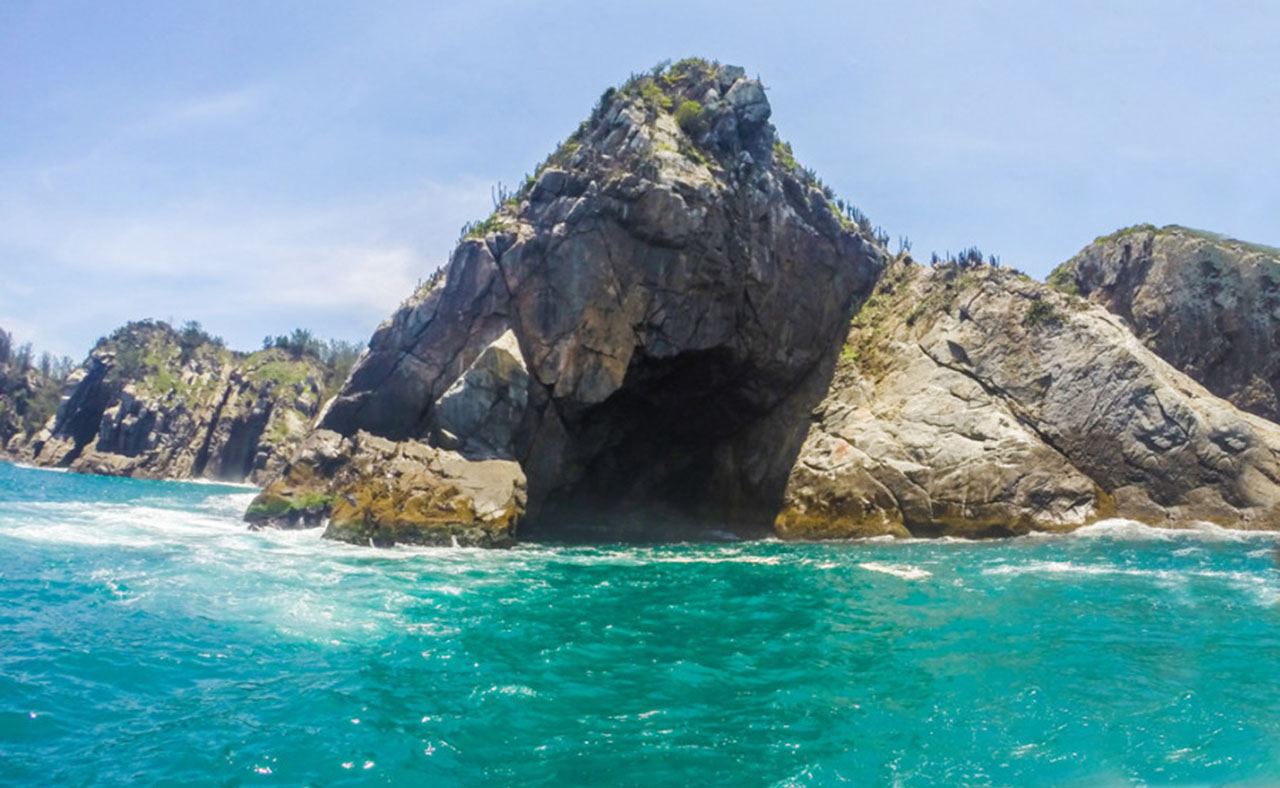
[2,461,1280,786]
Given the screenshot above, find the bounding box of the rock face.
[1050,225,1280,423]
[245,429,524,548]
[249,59,886,544]
[249,62,1280,547]
[778,260,1280,537]
[9,321,332,484]
[0,346,62,449]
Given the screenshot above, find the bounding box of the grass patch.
[675,100,706,136]
[640,80,672,111]
[1045,264,1079,295]
[248,356,311,389]
[773,140,797,171]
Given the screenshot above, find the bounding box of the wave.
[982,560,1279,604]
[1033,518,1280,543]
[10,462,69,473]
[858,562,932,580]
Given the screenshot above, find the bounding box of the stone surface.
[9,321,332,484]
[246,429,524,548]
[253,59,885,542]
[1051,225,1280,423]
[779,260,1280,538]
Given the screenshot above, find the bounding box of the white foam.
[648,555,781,565]
[1044,518,1280,543]
[858,562,932,580]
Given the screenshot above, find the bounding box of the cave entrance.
[519,346,796,542]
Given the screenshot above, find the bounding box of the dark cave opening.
[519,346,802,542]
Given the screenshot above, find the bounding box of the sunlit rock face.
[779,260,1280,539]
[250,59,886,545]
[1051,225,1280,424]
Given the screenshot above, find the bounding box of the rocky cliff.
[247,61,1280,546]
[1050,225,1280,423]
[778,259,1280,537]
[0,330,64,449]
[247,58,885,545]
[9,321,333,484]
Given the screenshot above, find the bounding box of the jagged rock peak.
[249,59,888,546]
[1050,224,1280,423]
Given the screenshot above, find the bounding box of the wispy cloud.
[0,175,493,355]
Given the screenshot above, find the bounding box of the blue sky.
[2,1,1277,358]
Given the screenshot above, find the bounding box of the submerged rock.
[779,260,1280,537]
[1050,225,1280,423]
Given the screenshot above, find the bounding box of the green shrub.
[1045,265,1079,296]
[674,100,706,136]
[773,139,797,171]
[640,80,672,111]
[1023,299,1063,327]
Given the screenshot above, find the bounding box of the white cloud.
[0,174,494,356]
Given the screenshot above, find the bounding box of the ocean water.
[2,462,1280,786]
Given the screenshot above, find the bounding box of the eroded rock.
[9,321,333,484]
[251,59,885,542]
[246,429,524,547]
[1051,225,1280,423]
[779,260,1280,538]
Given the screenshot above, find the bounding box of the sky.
[2,0,1277,359]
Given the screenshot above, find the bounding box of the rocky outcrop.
[0,336,62,449]
[248,58,885,544]
[9,321,333,484]
[245,429,523,547]
[1050,225,1280,423]
[778,260,1280,537]
[248,62,1280,547]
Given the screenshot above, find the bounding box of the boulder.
[246,429,524,548]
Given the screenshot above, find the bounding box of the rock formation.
[247,58,885,545]
[1050,225,1280,423]
[0,328,64,449]
[248,61,1280,545]
[9,321,334,484]
[778,259,1280,537]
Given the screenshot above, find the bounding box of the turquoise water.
[2,462,1280,786]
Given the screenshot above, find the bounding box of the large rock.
[249,59,885,543]
[779,259,1280,537]
[1050,225,1280,423]
[10,322,332,484]
[246,429,524,547]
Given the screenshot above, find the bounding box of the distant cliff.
[8,321,357,484]
[0,329,68,448]
[1050,225,1280,423]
